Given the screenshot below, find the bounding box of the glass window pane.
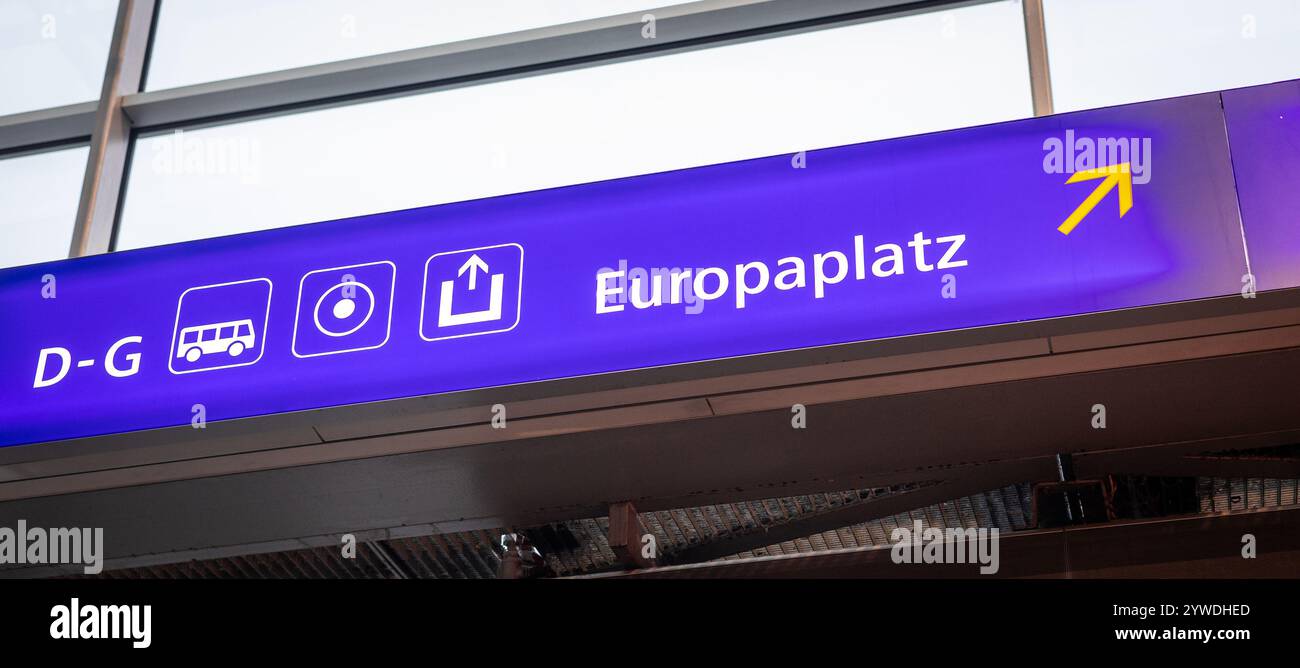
[144,0,690,91]
[118,1,1032,249]
[0,0,118,115]
[0,145,87,268]
[1045,0,1300,112]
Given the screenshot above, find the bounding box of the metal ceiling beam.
[662,459,1054,564]
[365,541,412,579]
[1072,429,1300,478]
[588,505,1300,578]
[1086,454,1300,480]
[4,320,1296,504]
[0,0,987,151]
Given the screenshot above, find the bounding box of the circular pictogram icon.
[313,280,375,337]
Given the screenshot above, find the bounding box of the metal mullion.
[1021,0,1054,116]
[0,102,97,154]
[68,0,158,258]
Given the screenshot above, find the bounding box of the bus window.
[238,323,251,337]
[183,330,198,344]
[220,326,235,339]
[201,328,217,342]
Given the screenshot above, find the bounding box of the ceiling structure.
[66,476,1300,579]
[7,288,1300,579]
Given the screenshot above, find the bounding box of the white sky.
[4,0,1300,264]
[116,0,1034,250]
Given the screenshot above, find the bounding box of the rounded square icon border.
[168,278,274,375]
[291,260,397,358]
[418,242,524,342]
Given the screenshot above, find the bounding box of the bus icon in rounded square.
[169,278,272,375]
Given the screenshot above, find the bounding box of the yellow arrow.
[1057,162,1133,235]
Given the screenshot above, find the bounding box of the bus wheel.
[228,341,245,357]
[185,347,201,363]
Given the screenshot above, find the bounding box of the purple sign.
[291,261,395,357]
[419,244,523,341]
[1223,79,1300,292]
[170,278,272,374]
[0,92,1256,447]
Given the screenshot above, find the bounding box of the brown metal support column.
[69,0,157,257]
[608,502,657,569]
[1021,0,1054,116]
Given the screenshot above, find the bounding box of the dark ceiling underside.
[70,475,1299,579]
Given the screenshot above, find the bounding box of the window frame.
[0,0,1054,262]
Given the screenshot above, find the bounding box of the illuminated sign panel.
[1222,79,1300,292]
[1,89,1276,447]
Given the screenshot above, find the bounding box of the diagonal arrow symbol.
[1057,162,1134,235]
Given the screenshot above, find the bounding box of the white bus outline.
[168,278,273,375]
[176,318,257,362]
